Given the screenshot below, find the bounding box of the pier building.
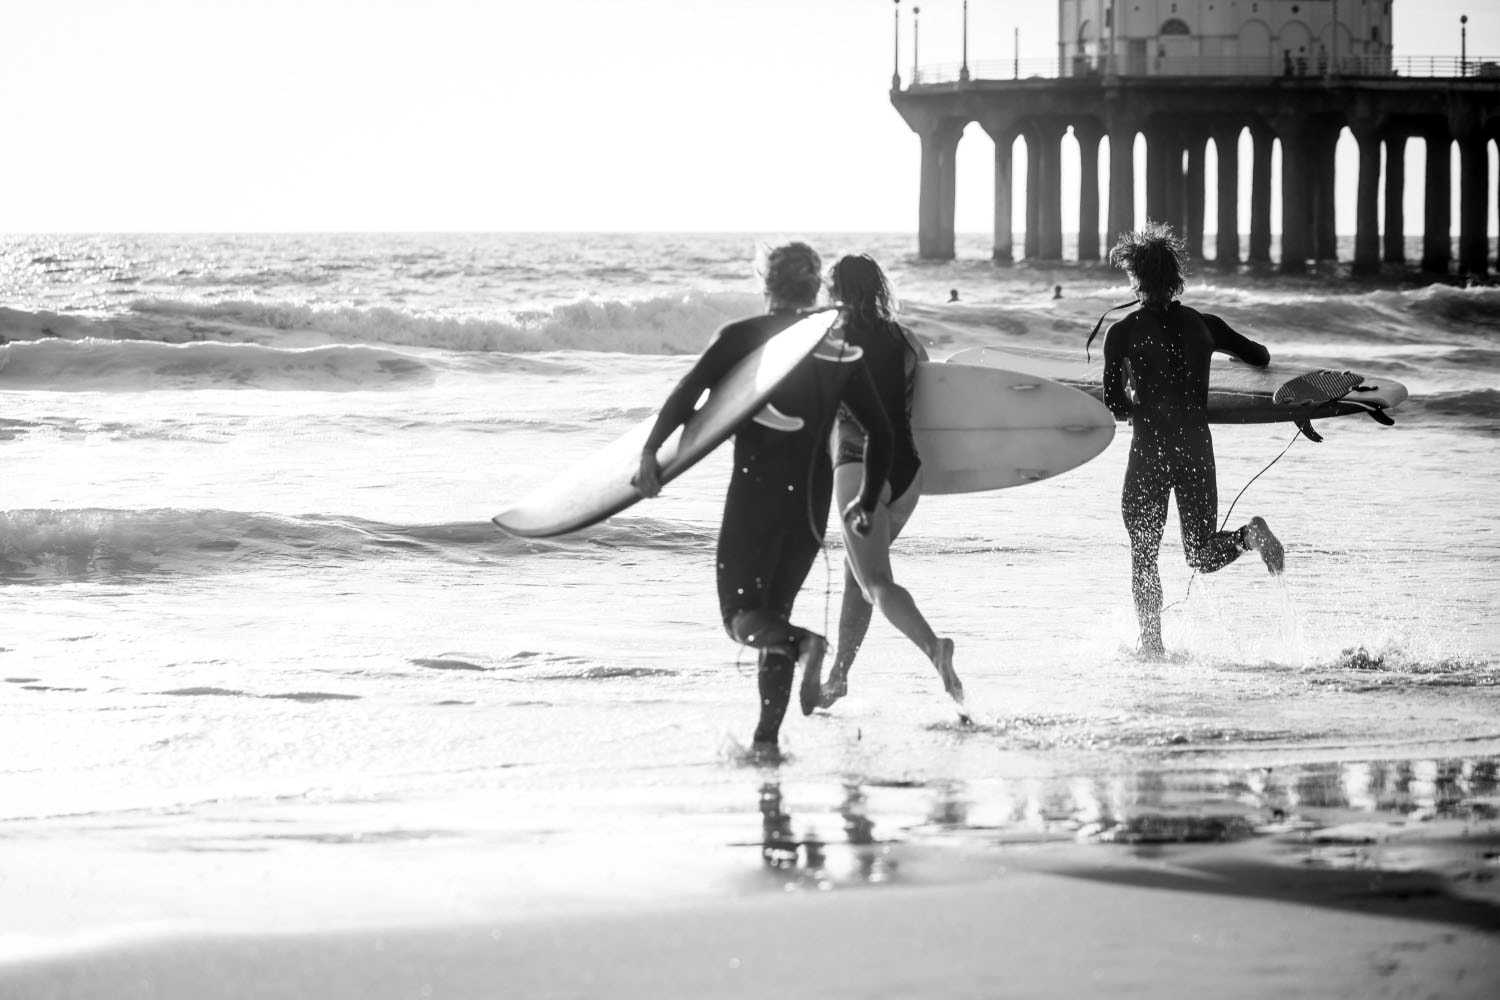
[892,0,1500,276]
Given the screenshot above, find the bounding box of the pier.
[893,57,1500,277]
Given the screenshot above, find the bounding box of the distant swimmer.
[1053,284,1063,300]
[817,254,963,716]
[633,242,892,761]
[1097,222,1283,658]
[947,288,960,303]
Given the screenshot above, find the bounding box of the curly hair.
[1108,221,1188,307]
[826,253,896,327]
[755,241,822,310]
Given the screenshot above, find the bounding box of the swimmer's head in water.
[757,242,822,310]
[1109,221,1188,307]
[827,253,895,323]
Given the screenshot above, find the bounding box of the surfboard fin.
[752,403,805,432]
[1365,407,1395,426]
[1294,419,1324,443]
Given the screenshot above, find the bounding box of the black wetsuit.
[832,318,921,503]
[643,309,892,742]
[1102,303,1270,637]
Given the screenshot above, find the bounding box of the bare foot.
[817,667,848,709]
[1244,516,1285,574]
[797,633,828,716]
[933,638,964,705]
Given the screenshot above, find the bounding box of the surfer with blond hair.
[634,241,892,760]
[817,253,963,715]
[1100,222,1283,657]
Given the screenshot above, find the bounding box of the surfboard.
[492,308,842,538]
[946,343,1408,426]
[912,362,1116,493]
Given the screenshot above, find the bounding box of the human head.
[756,242,822,311]
[826,253,895,324]
[1109,221,1188,308]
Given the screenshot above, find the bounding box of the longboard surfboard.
[946,343,1407,426]
[913,362,1115,493]
[492,308,841,538]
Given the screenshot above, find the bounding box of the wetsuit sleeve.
[1101,319,1134,420]
[841,362,894,511]
[641,328,743,455]
[1202,312,1270,367]
[900,324,931,363]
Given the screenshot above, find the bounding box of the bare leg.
[828,465,959,705]
[819,561,872,709]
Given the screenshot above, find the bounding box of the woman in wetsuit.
[816,254,962,712]
[1101,223,1284,657]
[633,242,893,758]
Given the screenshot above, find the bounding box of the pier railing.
[907,54,1500,86]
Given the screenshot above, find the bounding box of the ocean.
[2,231,1498,953]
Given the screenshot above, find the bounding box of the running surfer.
[1099,223,1284,657]
[816,254,962,715]
[633,242,893,760]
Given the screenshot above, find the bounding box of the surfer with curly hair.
[634,241,893,759]
[1100,222,1283,657]
[816,253,963,715]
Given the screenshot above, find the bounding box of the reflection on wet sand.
[758,781,897,888]
[752,756,1500,919]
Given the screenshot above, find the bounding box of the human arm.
[633,330,743,497]
[1101,319,1134,420]
[1202,312,1269,367]
[899,324,931,363]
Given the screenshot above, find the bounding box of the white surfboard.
[913,362,1116,493]
[947,344,1407,425]
[492,308,842,538]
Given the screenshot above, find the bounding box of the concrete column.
[1185,133,1207,260]
[1279,122,1312,274]
[1163,133,1187,237]
[1107,122,1136,247]
[1352,125,1383,277]
[1421,132,1452,275]
[1249,125,1273,263]
[1024,128,1042,260]
[1383,134,1407,264]
[1076,124,1103,261]
[918,120,964,260]
[1214,127,1240,268]
[1313,130,1339,261]
[1145,128,1169,224]
[1039,123,1065,260]
[991,134,1015,263]
[1459,135,1489,278]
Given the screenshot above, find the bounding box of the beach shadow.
[1048,850,1500,934]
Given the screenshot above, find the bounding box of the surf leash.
[1162,424,1303,614]
[1083,299,1139,360]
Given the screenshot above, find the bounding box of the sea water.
[2,232,1497,941]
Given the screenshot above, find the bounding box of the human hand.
[633,450,663,498]
[841,499,872,538]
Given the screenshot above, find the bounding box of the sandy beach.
[3,775,1497,1000]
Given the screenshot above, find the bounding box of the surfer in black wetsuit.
[633,242,893,759]
[1101,223,1284,657]
[815,254,962,714]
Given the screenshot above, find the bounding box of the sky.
[1,0,1495,234]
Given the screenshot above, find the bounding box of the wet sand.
[3,778,1497,1000]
